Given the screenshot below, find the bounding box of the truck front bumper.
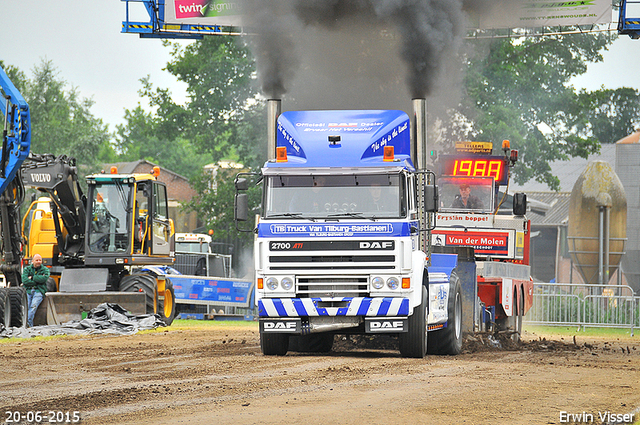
[258,297,410,317]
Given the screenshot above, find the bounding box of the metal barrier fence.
[174,252,232,277]
[524,283,639,336]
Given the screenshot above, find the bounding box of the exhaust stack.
[267,99,282,161]
[412,98,429,254]
[411,98,427,170]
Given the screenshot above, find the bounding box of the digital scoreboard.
[440,155,509,185]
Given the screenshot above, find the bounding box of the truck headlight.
[386,277,400,290]
[281,277,294,290]
[266,277,279,291]
[372,276,385,290]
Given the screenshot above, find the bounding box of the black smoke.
[240,0,509,107]
[241,0,466,99]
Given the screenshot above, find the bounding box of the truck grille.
[269,255,395,271]
[296,276,369,298]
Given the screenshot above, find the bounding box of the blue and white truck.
[235,99,469,358]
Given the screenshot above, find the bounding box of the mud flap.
[365,317,408,333]
[259,318,301,333]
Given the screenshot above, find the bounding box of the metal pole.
[598,206,604,285]
[555,225,562,282]
[605,206,610,285]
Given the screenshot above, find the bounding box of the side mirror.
[234,171,261,232]
[513,192,527,216]
[235,193,248,222]
[424,184,439,213]
[235,177,248,191]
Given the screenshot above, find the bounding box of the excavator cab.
[84,173,174,265]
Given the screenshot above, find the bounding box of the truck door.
[151,182,171,255]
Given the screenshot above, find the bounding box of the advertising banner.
[258,222,412,238]
[467,0,612,29]
[164,0,610,31]
[171,276,253,307]
[165,0,242,27]
[432,230,511,256]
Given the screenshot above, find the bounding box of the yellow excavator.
[20,154,176,325]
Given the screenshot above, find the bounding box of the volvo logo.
[29,173,52,183]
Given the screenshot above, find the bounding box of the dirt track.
[1,323,639,425]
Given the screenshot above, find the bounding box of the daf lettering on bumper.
[260,318,301,333]
[365,317,407,333]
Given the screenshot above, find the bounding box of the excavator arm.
[21,154,87,262]
[0,66,30,193]
[0,65,31,286]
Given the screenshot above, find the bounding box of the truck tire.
[260,331,289,356]
[428,272,462,355]
[0,288,11,328]
[289,333,334,353]
[8,287,28,328]
[399,285,428,358]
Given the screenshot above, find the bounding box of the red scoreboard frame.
[440,155,509,185]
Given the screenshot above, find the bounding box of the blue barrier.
[169,276,254,309]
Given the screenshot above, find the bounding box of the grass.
[524,324,637,339]
[163,318,258,331]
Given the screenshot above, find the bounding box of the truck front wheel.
[428,272,462,355]
[260,332,289,356]
[399,285,428,358]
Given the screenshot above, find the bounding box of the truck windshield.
[438,176,495,213]
[264,173,404,219]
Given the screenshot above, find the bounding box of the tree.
[115,103,214,179]
[1,59,115,173]
[184,167,262,273]
[132,37,267,170]
[448,33,618,191]
[576,87,640,144]
[19,60,114,170]
[0,60,27,95]
[119,37,267,254]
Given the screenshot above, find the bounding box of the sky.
[0,1,190,130]
[1,1,639,131]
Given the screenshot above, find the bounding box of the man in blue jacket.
[22,254,50,327]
